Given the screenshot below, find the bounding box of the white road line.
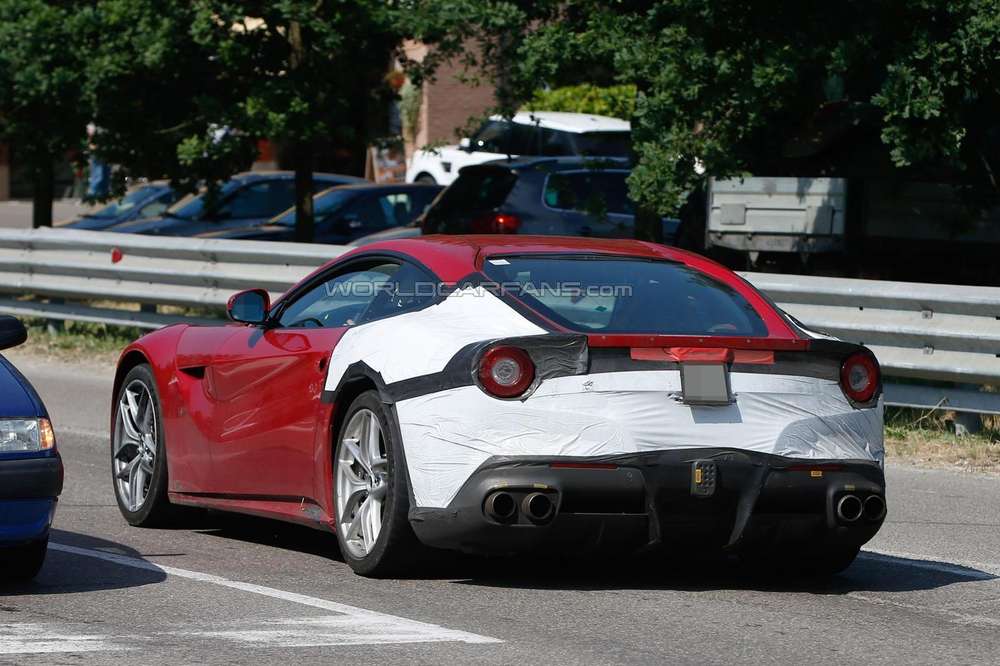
[55,426,106,440]
[861,548,1000,580]
[0,623,125,655]
[48,542,501,646]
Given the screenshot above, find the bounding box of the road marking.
[0,623,125,654]
[861,548,1000,580]
[49,542,501,646]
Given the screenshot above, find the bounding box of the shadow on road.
[0,529,167,596]
[444,549,997,595]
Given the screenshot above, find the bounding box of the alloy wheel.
[113,379,157,512]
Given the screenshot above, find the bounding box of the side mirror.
[227,289,270,325]
[459,137,472,151]
[0,316,27,350]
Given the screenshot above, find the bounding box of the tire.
[111,364,175,527]
[333,390,421,577]
[0,538,48,582]
[414,173,437,185]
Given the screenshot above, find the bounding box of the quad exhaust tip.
[836,494,863,522]
[484,491,517,523]
[522,492,555,524]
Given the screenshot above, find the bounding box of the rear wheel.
[0,538,48,581]
[333,390,420,577]
[112,365,175,526]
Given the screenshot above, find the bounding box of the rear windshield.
[544,171,634,216]
[481,255,768,336]
[422,167,516,232]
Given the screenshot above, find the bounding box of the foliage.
[399,80,423,145]
[435,0,1000,226]
[527,84,636,120]
[0,1,92,225]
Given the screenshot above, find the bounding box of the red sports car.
[111,236,886,577]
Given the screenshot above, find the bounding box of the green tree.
[0,1,90,227]
[440,0,1000,242]
[180,2,405,241]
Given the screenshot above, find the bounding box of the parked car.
[67,182,178,230]
[406,111,631,185]
[0,316,63,582]
[418,157,679,241]
[110,236,885,578]
[198,183,442,243]
[104,171,364,236]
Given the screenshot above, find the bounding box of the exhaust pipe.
[836,494,863,523]
[484,491,517,522]
[863,495,886,521]
[522,492,555,524]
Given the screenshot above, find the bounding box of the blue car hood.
[0,356,45,418]
[66,216,125,231]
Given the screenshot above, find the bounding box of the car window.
[358,262,437,323]
[138,199,170,219]
[481,256,768,336]
[381,193,422,226]
[507,123,540,155]
[277,263,400,328]
[88,187,164,218]
[539,128,574,156]
[471,121,511,153]
[216,180,297,219]
[544,171,635,217]
[570,131,631,157]
[333,195,389,230]
[422,168,517,233]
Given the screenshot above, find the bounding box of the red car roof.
[329,235,799,340]
[345,235,707,283]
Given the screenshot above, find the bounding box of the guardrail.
[2,227,998,414]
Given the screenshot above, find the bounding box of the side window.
[359,262,437,323]
[540,128,573,156]
[216,180,297,219]
[382,193,414,226]
[330,195,389,231]
[277,263,399,328]
[472,121,511,153]
[138,199,169,219]
[507,123,540,155]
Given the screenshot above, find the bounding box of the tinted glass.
[358,262,437,322]
[217,180,297,219]
[337,195,389,230]
[165,180,242,219]
[88,187,168,218]
[278,263,399,328]
[423,168,517,233]
[471,121,511,153]
[539,128,575,156]
[507,123,540,155]
[571,131,631,157]
[481,256,768,336]
[543,171,634,216]
[272,189,356,226]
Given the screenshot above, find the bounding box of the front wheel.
[0,538,48,581]
[414,173,437,185]
[333,390,421,577]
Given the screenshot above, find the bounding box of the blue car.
[103,171,364,236]
[67,182,179,231]
[0,316,62,582]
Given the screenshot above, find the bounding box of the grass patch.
[17,319,141,364]
[885,407,1000,474]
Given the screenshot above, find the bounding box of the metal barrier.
[1,227,998,414]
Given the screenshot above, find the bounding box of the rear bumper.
[0,455,63,545]
[408,448,885,556]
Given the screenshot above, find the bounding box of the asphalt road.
[0,200,90,229]
[3,352,1000,665]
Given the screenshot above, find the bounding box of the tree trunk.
[293,142,315,243]
[32,160,54,228]
[633,206,663,243]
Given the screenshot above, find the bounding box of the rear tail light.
[839,350,880,403]
[477,346,535,398]
[469,212,521,234]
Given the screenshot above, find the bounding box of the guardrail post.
[46,298,64,334]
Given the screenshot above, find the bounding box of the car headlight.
[0,418,56,453]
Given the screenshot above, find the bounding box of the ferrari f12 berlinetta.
[111,236,885,576]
